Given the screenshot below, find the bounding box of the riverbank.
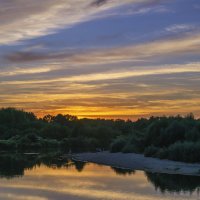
[73,152,200,176]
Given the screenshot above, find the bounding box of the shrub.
[122,143,137,153]
[110,136,127,153]
[166,142,200,163]
[185,127,200,142]
[144,146,159,157]
[41,124,71,140]
[41,139,60,149]
[0,140,16,150]
[156,148,168,159]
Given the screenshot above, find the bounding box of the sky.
[0,0,200,119]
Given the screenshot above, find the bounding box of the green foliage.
[110,115,200,163]
[110,136,127,153]
[122,143,137,153]
[161,121,185,147]
[0,140,16,150]
[0,108,125,152]
[1,107,200,163]
[0,107,36,128]
[42,114,77,126]
[40,139,60,149]
[164,142,200,162]
[41,124,71,140]
[185,127,200,142]
[144,146,159,157]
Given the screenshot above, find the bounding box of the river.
[0,153,199,200]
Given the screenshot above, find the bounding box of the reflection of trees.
[3,152,200,196]
[145,172,200,194]
[73,161,87,172]
[0,153,86,179]
[38,153,69,169]
[0,154,25,178]
[0,153,40,178]
[111,167,135,176]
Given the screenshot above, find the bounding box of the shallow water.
[0,153,200,200]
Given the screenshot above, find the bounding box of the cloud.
[5,52,52,62]
[165,24,196,33]
[1,83,200,119]
[1,0,200,119]
[1,62,200,84]
[0,0,152,45]
[90,0,108,7]
[0,66,59,77]
[1,61,200,118]
[5,32,200,65]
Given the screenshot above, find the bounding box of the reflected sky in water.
[0,160,199,200]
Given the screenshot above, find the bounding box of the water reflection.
[0,152,200,199]
[145,172,200,194]
[111,167,135,176]
[0,152,86,178]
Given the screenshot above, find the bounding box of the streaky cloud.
[90,0,108,7]
[1,62,200,84]
[0,0,153,45]
[5,32,200,65]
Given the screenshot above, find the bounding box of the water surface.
[0,153,200,200]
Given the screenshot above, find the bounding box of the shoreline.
[73,152,200,176]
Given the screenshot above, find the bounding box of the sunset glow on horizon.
[1,0,200,119]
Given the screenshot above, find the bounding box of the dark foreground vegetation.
[1,108,200,163]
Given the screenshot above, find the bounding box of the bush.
[166,142,200,163]
[41,139,60,149]
[110,136,127,153]
[161,121,186,147]
[122,143,137,153]
[185,127,200,142]
[156,148,168,159]
[0,140,16,150]
[41,124,71,140]
[144,146,159,157]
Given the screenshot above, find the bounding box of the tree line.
[1,108,200,163]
